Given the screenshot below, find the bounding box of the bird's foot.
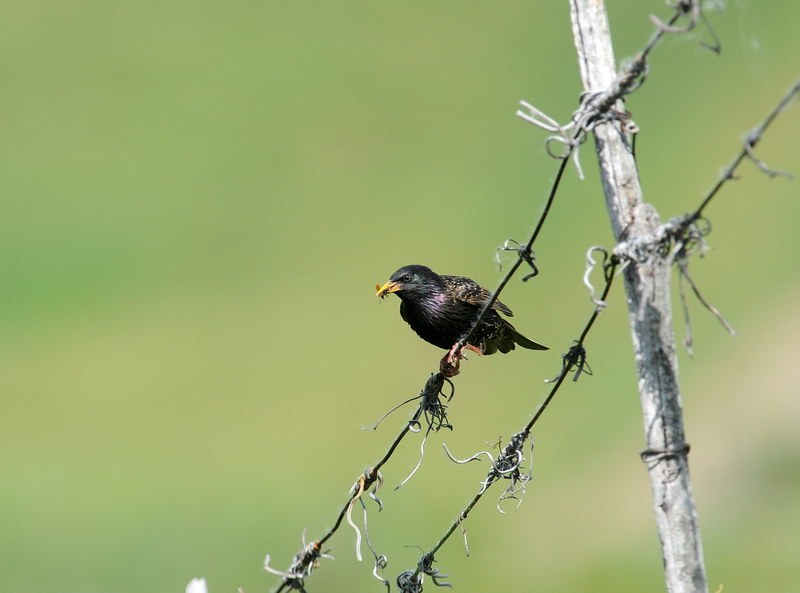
[440,344,462,377]
[462,344,483,357]
[440,353,460,378]
[446,342,482,363]
[440,343,482,378]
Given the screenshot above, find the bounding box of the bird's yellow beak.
[375,281,401,298]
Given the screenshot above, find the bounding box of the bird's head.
[376,265,442,301]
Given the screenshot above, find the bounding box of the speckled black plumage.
[376,264,548,355]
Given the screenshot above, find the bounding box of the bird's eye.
[402,274,412,283]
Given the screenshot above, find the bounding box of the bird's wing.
[441,275,514,317]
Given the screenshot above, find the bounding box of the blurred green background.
[1,1,798,592]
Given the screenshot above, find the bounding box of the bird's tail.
[507,323,548,351]
[482,320,548,355]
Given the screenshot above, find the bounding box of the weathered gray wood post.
[569,2,709,592]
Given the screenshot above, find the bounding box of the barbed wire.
[454,0,715,368]
[614,79,799,352]
[398,250,619,590]
[263,2,693,589]
[393,74,798,593]
[396,29,796,593]
[261,3,797,590]
[517,0,715,180]
[265,373,454,592]
[688,79,799,223]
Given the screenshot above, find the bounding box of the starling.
[376,264,547,375]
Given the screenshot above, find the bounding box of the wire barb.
[491,431,534,512]
[396,570,424,593]
[742,134,794,179]
[691,79,799,222]
[443,430,532,507]
[516,99,588,178]
[584,246,613,308]
[355,495,390,591]
[496,238,539,280]
[649,0,698,35]
[419,553,453,588]
[266,531,334,593]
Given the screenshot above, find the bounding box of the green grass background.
[1,2,798,592]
